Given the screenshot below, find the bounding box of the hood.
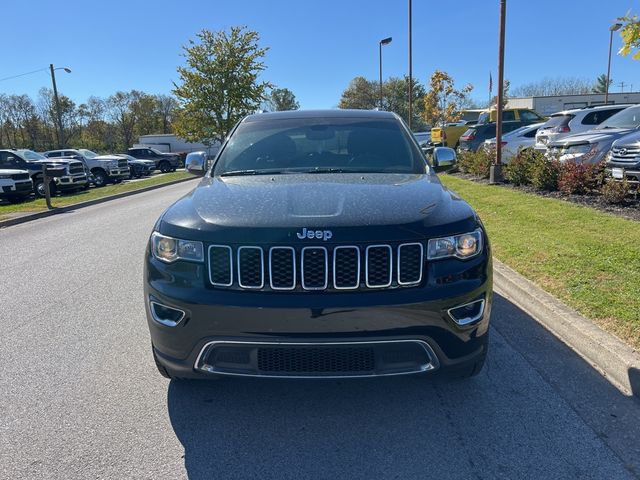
[31,159,71,166]
[550,128,634,147]
[611,130,640,148]
[94,154,124,161]
[159,173,479,243]
[129,159,155,166]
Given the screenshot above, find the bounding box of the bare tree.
[106,91,138,148]
[155,94,178,134]
[511,77,593,97]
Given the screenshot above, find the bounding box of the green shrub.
[558,161,601,195]
[457,151,474,174]
[457,149,493,178]
[601,179,629,204]
[504,148,539,186]
[530,155,561,191]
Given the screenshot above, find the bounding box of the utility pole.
[618,81,626,93]
[490,0,506,184]
[606,23,622,104]
[379,37,392,109]
[49,64,65,148]
[408,0,413,129]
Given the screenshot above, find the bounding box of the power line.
[0,67,48,83]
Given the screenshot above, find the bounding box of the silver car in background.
[535,105,630,151]
[483,123,543,163]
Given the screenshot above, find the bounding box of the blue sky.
[1,0,639,109]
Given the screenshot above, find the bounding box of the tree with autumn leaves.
[619,13,640,59]
[422,70,474,128]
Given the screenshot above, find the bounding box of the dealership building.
[506,92,640,115]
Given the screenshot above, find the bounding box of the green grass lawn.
[0,172,192,221]
[441,174,640,349]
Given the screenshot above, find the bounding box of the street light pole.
[379,37,392,109]
[49,64,71,149]
[605,23,622,105]
[490,0,506,184]
[408,0,413,129]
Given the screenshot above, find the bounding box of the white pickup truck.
[0,169,33,202]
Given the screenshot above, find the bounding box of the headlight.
[427,229,483,260]
[151,232,204,263]
[566,143,597,155]
[0,175,11,179]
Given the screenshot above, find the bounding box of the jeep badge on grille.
[296,228,333,241]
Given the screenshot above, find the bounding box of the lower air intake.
[196,341,439,377]
[258,346,375,373]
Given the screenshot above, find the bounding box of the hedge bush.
[530,155,561,191]
[601,178,630,204]
[458,149,492,179]
[458,148,631,203]
[504,149,537,186]
[558,161,602,195]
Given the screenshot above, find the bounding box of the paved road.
[1,179,639,480]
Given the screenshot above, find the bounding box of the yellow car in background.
[430,108,544,149]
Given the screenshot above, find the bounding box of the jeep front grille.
[207,242,424,292]
[117,159,129,168]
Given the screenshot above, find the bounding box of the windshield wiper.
[219,169,285,177]
[304,167,349,174]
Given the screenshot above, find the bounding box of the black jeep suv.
[145,110,492,380]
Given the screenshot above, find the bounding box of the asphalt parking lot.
[1,179,639,480]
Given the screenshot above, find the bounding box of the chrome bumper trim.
[194,339,440,378]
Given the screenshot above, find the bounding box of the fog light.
[447,299,485,326]
[150,300,185,327]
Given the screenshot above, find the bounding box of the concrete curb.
[493,259,640,398]
[0,176,198,229]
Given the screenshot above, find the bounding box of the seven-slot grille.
[610,146,640,164]
[208,243,424,292]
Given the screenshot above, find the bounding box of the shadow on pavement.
[167,294,640,480]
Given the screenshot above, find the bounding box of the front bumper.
[605,161,640,184]
[145,252,492,379]
[1,180,32,196]
[108,168,130,179]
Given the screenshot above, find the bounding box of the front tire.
[92,170,108,187]
[159,161,171,173]
[34,177,56,198]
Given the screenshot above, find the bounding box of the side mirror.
[432,147,457,171]
[185,153,205,176]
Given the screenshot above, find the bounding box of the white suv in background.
[535,104,631,151]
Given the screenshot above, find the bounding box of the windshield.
[78,149,98,158]
[597,107,640,130]
[213,117,426,176]
[19,149,47,160]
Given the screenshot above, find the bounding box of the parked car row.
[0,146,183,203]
[430,108,545,152]
[473,103,640,185]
